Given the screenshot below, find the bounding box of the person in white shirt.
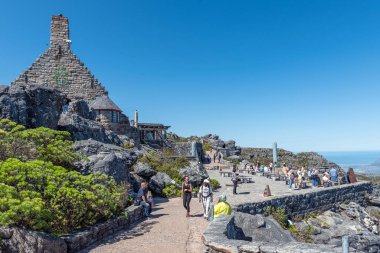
[199,179,213,219]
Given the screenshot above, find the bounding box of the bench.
[220,171,233,177]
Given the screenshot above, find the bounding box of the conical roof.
[90,95,122,112]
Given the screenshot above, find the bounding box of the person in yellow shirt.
[213,195,232,219]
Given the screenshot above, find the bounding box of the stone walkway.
[82,197,209,253]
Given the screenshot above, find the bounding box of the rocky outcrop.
[178,161,209,186]
[134,162,157,178]
[149,172,179,195]
[293,203,380,253]
[203,134,242,157]
[66,99,95,120]
[241,147,341,172]
[0,227,67,253]
[0,85,67,129]
[58,111,122,145]
[73,140,139,183]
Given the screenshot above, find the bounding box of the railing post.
[342,236,349,253]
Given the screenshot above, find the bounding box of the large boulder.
[66,99,95,120]
[0,227,67,253]
[73,140,138,183]
[58,113,122,145]
[134,162,157,178]
[0,85,67,129]
[149,172,179,195]
[178,161,209,186]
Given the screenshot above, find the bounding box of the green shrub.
[123,143,134,149]
[209,178,221,190]
[162,185,181,198]
[264,206,289,229]
[138,156,190,184]
[203,143,212,152]
[0,159,128,235]
[0,119,79,168]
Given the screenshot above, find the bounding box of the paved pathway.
[82,197,209,253]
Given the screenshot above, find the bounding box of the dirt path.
[82,197,209,253]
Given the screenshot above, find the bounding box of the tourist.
[282,164,289,176]
[330,167,338,183]
[322,172,332,187]
[264,165,269,174]
[347,168,358,184]
[218,153,222,163]
[199,179,213,219]
[137,180,152,218]
[182,176,193,217]
[289,169,295,190]
[213,153,216,163]
[269,162,273,173]
[213,195,232,219]
[232,167,239,195]
[311,168,319,187]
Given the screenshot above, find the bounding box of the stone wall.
[237,182,372,217]
[172,142,204,161]
[10,15,107,100]
[0,205,144,253]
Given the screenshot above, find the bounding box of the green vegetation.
[0,159,127,235]
[203,143,212,152]
[0,119,79,168]
[264,206,316,243]
[162,185,182,198]
[123,143,134,149]
[209,178,221,190]
[264,206,290,229]
[138,155,189,183]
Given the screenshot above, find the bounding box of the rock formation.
[73,140,139,183]
[0,85,67,129]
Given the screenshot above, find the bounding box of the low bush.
[209,178,221,190]
[203,143,212,152]
[138,156,190,184]
[0,159,128,235]
[123,143,134,149]
[162,185,182,198]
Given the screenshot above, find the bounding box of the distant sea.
[319,151,380,175]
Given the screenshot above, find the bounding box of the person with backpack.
[199,179,213,219]
[231,166,239,195]
[182,176,193,217]
[218,153,222,163]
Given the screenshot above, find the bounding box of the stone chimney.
[50,14,70,50]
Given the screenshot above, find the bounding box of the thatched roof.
[90,95,122,112]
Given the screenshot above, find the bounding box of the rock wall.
[0,205,144,253]
[172,142,204,161]
[237,182,373,217]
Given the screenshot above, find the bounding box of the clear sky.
[1,0,380,152]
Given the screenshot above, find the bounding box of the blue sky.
[1,0,380,152]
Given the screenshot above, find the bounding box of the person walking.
[213,153,216,163]
[199,179,213,219]
[182,176,193,217]
[232,167,239,195]
[289,169,295,190]
[218,153,222,163]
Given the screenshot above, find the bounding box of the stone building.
[7,14,170,147]
[10,15,107,100]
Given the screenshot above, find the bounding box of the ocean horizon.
[319,151,380,174]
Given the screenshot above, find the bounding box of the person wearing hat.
[199,179,213,219]
[214,195,232,219]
